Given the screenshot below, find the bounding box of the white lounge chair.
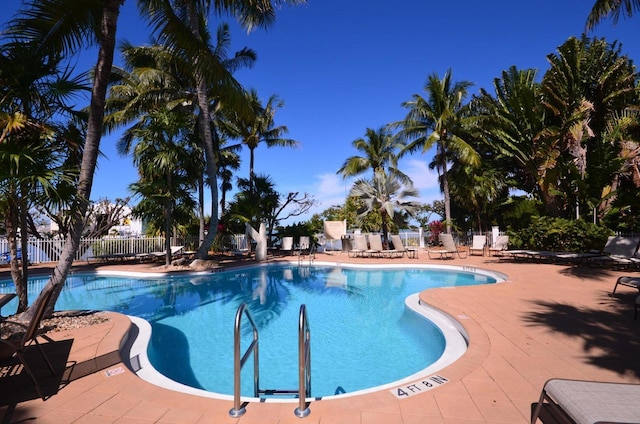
[488,235,509,256]
[469,235,486,256]
[279,236,293,255]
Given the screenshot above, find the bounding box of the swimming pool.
[0,262,504,400]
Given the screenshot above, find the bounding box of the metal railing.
[294,304,312,418]
[228,303,312,418]
[229,304,259,418]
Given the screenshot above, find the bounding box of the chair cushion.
[544,379,640,424]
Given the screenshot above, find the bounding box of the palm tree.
[472,66,558,212]
[7,0,122,317]
[142,1,305,258]
[586,0,639,29]
[105,27,254,251]
[541,36,638,221]
[118,106,198,265]
[349,171,420,247]
[395,69,480,233]
[0,38,87,313]
[230,89,299,191]
[337,126,410,185]
[9,0,305,317]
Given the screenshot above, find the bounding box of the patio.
[1,251,638,423]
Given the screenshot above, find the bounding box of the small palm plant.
[349,171,421,248]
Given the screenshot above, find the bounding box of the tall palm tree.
[230,89,299,191]
[106,27,254,250]
[586,0,639,29]
[395,69,480,233]
[7,0,122,317]
[337,126,410,185]
[142,0,305,258]
[349,171,420,246]
[9,0,305,317]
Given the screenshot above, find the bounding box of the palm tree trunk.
[28,0,121,319]
[439,142,452,233]
[5,188,26,313]
[198,173,205,245]
[249,147,255,191]
[184,4,219,260]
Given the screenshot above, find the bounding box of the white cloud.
[403,159,441,204]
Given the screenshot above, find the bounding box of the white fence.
[0,236,174,264]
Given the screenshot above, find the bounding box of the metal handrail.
[294,304,312,417]
[229,303,259,418]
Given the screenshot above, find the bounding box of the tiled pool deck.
[1,250,639,423]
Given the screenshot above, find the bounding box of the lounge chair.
[488,235,509,256]
[279,236,293,256]
[368,234,386,257]
[297,236,311,255]
[427,233,467,259]
[611,275,640,296]
[586,236,640,269]
[469,235,486,256]
[137,245,184,262]
[348,234,368,258]
[390,234,418,258]
[0,284,57,400]
[531,378,640,424]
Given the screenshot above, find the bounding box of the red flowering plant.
[428,220,444,246]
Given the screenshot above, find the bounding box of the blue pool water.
[0,264,497,398]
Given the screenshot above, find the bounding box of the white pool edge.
[121,262,507,403]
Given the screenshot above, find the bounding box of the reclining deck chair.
[469,235,487,256]
[427,233,467,259]
[531,378,640,424]
[349,234,368,257]
[390,234,418,258]
[279,236,293,256]
[366,234,392,257]
[586,236,640,269]
[0,284,57,400]
[488,235,509,256]
[611,275,640,296]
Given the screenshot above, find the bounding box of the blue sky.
[3,0,639,225]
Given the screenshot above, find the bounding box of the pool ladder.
[229,303,312,418]
[297,243,316,266]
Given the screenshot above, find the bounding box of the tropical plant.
[105,23,256,255]
[395,69,480,233]
[8,0,306,319]
[118,107,198,265]
[337,126,410,184]
[586,0,639,29]
[541,36,639,223]
[229,89,299,191]
[226,174,316,243]
[349,171,420,248]
[0,37,87,312]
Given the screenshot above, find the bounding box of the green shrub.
[507,217,612,252]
